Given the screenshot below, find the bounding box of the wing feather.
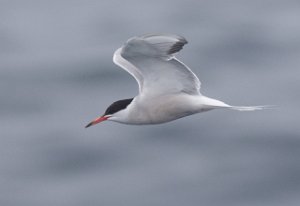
[113,48,143,92]
[113,34,201,96]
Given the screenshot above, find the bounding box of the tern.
[86,34,266,128]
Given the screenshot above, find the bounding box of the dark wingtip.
[85,122,93,128]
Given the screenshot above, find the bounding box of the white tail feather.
[199,96,274,111]
[229,105,274,111]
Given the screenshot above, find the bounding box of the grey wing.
[122,33,188,59]
[113,48,144,92]
[113,34,201,96]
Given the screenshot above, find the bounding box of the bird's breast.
[125,94,203,124]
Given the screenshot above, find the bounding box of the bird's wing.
[113,34,201,96]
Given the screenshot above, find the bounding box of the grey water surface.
[1,0,300,205]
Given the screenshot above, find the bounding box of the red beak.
[85,116,109,128]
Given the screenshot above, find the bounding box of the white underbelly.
[124,94,209,125]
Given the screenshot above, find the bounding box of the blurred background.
[1,0,300,205]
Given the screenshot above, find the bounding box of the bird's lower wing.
[113,34,201,96]
[123,55,201,96]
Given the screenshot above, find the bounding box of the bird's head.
[85,98,133,128]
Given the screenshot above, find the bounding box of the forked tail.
[229,105,274,111]
[199,96,274,111]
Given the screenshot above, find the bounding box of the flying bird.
[86,34,266,128]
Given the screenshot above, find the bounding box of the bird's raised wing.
[113,34,201,96]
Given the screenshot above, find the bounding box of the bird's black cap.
[104,98,133,115]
